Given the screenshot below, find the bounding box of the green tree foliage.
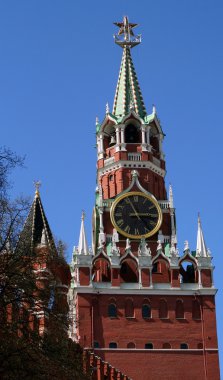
[0,147,89,380]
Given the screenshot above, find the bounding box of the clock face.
[110,191,162,239]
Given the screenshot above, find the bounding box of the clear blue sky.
[1,0,222,373]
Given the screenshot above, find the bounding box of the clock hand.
[128,199,141,221]
[129,213,157,217]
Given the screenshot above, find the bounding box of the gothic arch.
[125,123,141,144]
[120,258,139,283]
[179,259,198,284]
[92,258,111,282]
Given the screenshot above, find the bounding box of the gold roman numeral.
[135,228,140,235]
[150,220,156,226]
[124,225,130,233]
[117,219,124,227]
[133,196,138,202]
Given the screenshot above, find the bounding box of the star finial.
[34,180,41,197]
[114,16,141,48]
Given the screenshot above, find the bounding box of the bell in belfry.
[109,135,116,145]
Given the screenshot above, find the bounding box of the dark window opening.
[180,262,195,283]
[180,343,188,349]
[93,341,100,348]
[197,343,203,349]
[142,304,151,319]
[108,303,117,318]
[145,343,153,349]
[125,124,140,143]
[109,342,117,349]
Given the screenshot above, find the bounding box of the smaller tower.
[16,185,71,337]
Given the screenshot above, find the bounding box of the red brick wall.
[77,293,219,379]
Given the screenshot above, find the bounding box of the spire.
[113,17,146,118]
[16,185,56,255]
[196,214,209,257]
[78,211,88,255]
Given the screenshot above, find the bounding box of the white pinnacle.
[169,184,174,208]
[196,214,208,258]
[78,211,88,255]
[41,228,48,246]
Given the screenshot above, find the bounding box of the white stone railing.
[153,157,161,167]
[158,200,170,209]
[128,153,141,161]
[104,156,115,166]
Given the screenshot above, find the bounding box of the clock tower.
[69,17,220,380]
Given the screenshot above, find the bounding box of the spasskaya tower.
[69,17,220,380]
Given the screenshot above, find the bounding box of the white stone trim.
[92,348,218,352]
[74,286,217,296]
[98,160,166,178]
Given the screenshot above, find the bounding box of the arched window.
[127,342,136,349]
[93,259,111,282]
[108,303,117,318]
[180,261,196,283]
[176,300,184,319]
[93,341,100,348]
[145,343,153,349]
[125,299,134,318]
[163,343,171,349]
[109,342,117,349]
[192,300,201,320]
[120,260,138,283]
[142,303,151,319]
[159,299,168,319]
[180,343,188,349]
[125,124,140,143]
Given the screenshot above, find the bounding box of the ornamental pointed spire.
[78,211,88,255]
[196,214,209,257]
[113,17,146,118]
[16,185,56,255]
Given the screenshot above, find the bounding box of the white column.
[139,268,142,288]
[99,134,104,152]
[121,127,124,144]
[149,267,153,288]
[116,127,120,144]
[120,125,126,151]
[141,125,146,144]
[89,267,92,286]
[98,134,104,159]
[146,126,152,152]
[141,125,147,151]
[198,269,202,288]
